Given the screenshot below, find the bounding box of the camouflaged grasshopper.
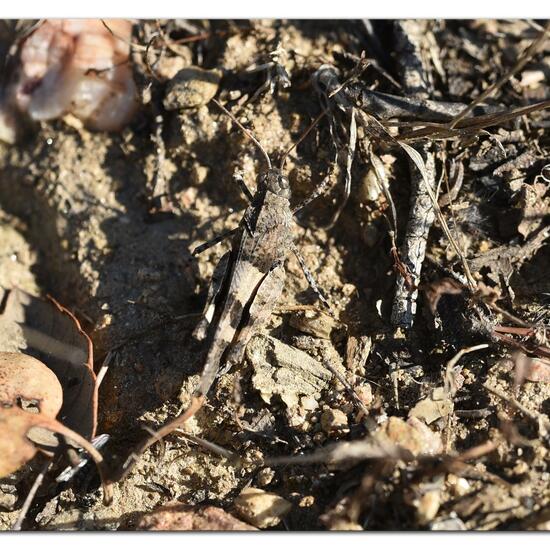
[120,100,331,471]
[190,100,330,399]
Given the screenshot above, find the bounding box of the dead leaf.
[0,352,63,417]
[0,406,111,504]
[0,288,97,440]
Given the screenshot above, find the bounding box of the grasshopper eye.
[277,175,291,198]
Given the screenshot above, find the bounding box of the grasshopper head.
[259,168,290,199]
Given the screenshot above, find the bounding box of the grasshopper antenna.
[212,99,272,169]
[279,108,327,170]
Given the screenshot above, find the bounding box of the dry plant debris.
[0,288,98,439]
[248,333,332,408]
[0,288,110,516]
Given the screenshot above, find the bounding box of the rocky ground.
[0,19,549,531]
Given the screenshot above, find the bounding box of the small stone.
[256,468,275,487]
[354,383,373,408]
[300,395,319,411]
[327,519,363,531]
[163,67,222,110]
[320,408,349,434]
[299,495,315,508]
[155,54,189,81]
[447,474,470,497]
[97,313,113,328]
[415,491,440,524]
[233,488,292,529]
[513,460,529,476]
[191,164,209,186]
[135,503,257,531]
[430,516,467,531]
[289,309,340,339]
[520,69,545,88]
[374,416,443,456]
[179,186,199,209]
[286,406,307,428]
[0,484,18,511]
[62,113,84,130]
[341,283,357,297]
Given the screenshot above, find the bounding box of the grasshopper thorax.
[259,168,290,199]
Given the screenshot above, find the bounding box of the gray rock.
[247,334,331,408]
[320,408,349,434]
[0,483,18,511]
[163,67,222,110]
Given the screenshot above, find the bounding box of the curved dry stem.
[115,395,206,484]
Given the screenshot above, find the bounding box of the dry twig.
[391,20,438,329]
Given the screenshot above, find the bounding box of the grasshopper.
[119,100,331,475]
[190,101,330,400]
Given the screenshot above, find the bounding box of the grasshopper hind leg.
[193,251,231,342]
[224,264,286,368]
